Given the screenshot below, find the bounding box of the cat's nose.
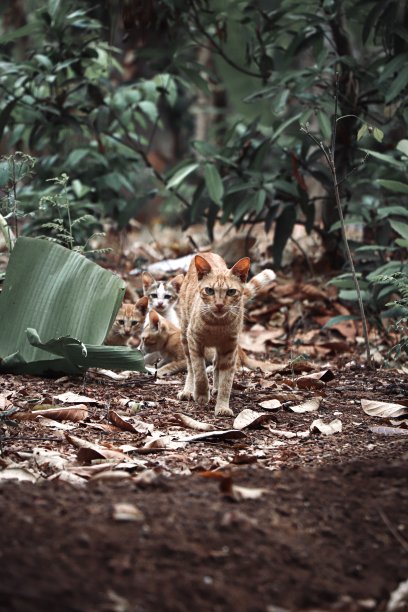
[215,303,224,311]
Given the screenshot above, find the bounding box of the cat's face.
[195,255,250,319]
[140,310,168,353]
[142,273,183,315]
[111,297,148,339]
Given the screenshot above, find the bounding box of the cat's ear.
[142,272,154,293]
[230,257,250,282]
[195,255,212,280]
[136,295,148,316]
[169,274,184,294]
[149,309,160,329]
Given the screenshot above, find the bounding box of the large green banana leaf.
[0,237,145,375]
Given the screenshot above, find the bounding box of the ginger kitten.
[105,296,148,346]
[178,253,250,417]
[142,272,184,326]
[140,310,188,377]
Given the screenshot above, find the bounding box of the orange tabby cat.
[105,296,148,346]
[178,253,250,416]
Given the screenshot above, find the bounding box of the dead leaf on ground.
[141,435,185,451]
[33,405,88,422]
[310,418,342,435]
[239,329,285,353]
[94,369,132,380]
[64,432,127,463]
[258,399,281,411]
[0,466,39,483]
[269,427,310,439]
[220,476,268,501]
[299,369,335,382]
[233,408,274,430]
[361,399,408,419]
[0,393,13,411]
[36,417,75,431]
[295,377,326,390]
[91,470,132,481]
[180,430,247,443]
[112,503,145,522]
[280,360,315,374]
[48,471,87,487]
[173,413,213,431]
[317,340,350,353]
[54,391,98,404]
[108,410,138,433]
[288,397,322,413]
[32,447,69,471]
[369,426,408,436]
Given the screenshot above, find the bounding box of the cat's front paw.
[178,389,193,400]
[194,390,210,406]
[215,405,233,417]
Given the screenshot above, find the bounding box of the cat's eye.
[204,287,215,295]
[118,319,125,325]
[226,288,237,296]
[164,294,172,299]
[131,321,138,325]
[150,293,158,298]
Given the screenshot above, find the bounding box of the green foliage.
[0,237,145,375]
[0,1,176,228]
[373,272,408,359]
[1,0,408,270]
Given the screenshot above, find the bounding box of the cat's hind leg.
[177,337,194,400]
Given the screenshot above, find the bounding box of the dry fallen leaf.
[173,413,213,431]
[220,476,268,501]
[180,430,247,443]
[36,417,75,431]
[288,397,322,413]
[369,426,408,436]
[233,409,274,430]
[35,405,88,422]
[310,418,342,435]
[54,391,98,404]
[269,427,310,439]
[0,466,39,483]
[112,503,145,522]
[108,410,138,433]
[258,399,282,411]
[296,377,326,390]
[361,399,408,419]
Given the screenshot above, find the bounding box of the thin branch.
[331,72,339,155]
[190,1,264,79]
[379,509,408,554]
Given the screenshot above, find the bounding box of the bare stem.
[301,85,373,367]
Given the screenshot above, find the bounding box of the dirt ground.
[1,363,408,612]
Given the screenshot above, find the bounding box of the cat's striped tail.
[244,269,276,301]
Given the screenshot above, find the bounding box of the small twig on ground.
[378,509,408,554]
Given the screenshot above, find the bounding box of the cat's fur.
[142,272,184,326]
[244,268,276,300]
[105,296,148,346]
[141,307,278,378]
[178,252,250,416]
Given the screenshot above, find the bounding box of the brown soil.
[1,365,408,612]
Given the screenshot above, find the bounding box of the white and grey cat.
[142,272,184,326]
[141,272,183,364]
